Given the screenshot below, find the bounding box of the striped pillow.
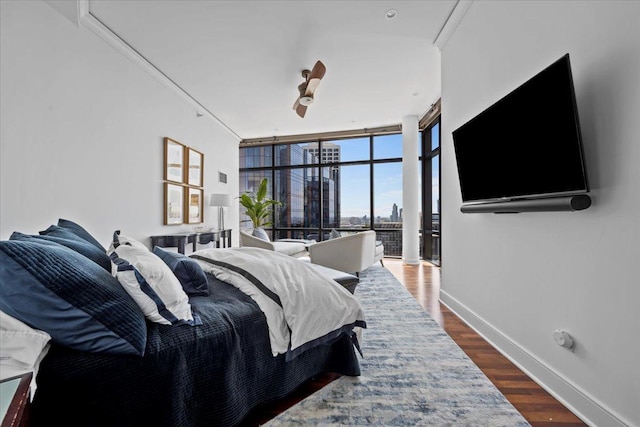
[109,246,200,326]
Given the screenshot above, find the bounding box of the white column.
[402,115,420,265]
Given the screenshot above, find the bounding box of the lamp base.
[217,206,225,230]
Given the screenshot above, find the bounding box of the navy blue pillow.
[0,240,146,356]
[56,218,106,252]
[152,246,209,296]
[12,230,112,273]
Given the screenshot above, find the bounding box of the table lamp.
[210,193,231,230]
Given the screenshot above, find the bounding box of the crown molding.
[433,0,474,51]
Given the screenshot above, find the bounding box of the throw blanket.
[191,247,366,360]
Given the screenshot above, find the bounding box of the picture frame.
[164,137,185,183]
[164,183,184,225]
[185,187,204,224]
[186,147,204,187]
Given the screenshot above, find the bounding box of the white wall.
[0,1,240,247]
[441,1,640,426]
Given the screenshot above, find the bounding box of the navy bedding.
[31,273,361,427]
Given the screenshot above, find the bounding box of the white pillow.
[0,310,52,393]
[110,245,195,325]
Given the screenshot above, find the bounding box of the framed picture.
[164,137,185,183]
[185,187,204,224]
[186,148,204,187]
[164,183,184,225]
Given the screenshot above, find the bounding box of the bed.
[0,220,365,427]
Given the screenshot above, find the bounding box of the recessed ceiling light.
[385,9,398,19]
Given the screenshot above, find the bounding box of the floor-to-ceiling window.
[239,133,405,256]
[420,120,441,265]
[240,119,441,262]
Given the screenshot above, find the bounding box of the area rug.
[266,265,530,426]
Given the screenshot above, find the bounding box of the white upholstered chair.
[239,230,310,258]
[308,230,384,276]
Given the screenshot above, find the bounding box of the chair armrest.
[308,231,376,274]
[240,231,276,251]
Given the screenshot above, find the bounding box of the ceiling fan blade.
[295,103,307,118]
[305,78,321,96]
[294,82,307,109]
[308,60,326,81]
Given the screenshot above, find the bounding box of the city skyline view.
[239,124,441,259]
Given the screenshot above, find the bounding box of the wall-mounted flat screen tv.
[452,54,589,204]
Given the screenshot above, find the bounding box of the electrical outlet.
[553,329,574,350]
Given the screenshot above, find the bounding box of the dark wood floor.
[385,258,586,427]
[244,258,587,426]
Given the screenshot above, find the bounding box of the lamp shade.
[209,193,231,207]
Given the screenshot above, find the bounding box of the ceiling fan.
[293,60,326,118]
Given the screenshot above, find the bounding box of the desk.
[150,233,191,254]
[196,229,232,251]
[151,229,232,254]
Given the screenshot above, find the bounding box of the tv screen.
[452,54,589,204]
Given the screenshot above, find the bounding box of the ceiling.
[88,1,455,140]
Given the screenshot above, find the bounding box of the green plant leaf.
[256,178,267,201]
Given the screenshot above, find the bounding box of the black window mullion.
[318,140,324,240]
[241,132,410,250]
[369,135,374,231]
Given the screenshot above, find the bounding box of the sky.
[239,125,440,221]
[338,127,440,218]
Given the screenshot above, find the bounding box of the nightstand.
[1,372,32,427]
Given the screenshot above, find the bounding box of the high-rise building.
[303,142,340,227]
[303,142,340,163]
[240,142,341,236]
[391,203,399,222]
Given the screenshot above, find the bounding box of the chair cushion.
[252,228,270,242]
[375,243,384,256]
[270,241,307,257]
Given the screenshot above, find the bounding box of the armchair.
[239,230,310,258]
[308,230,384,276]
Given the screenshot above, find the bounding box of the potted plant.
[239,178,282,230]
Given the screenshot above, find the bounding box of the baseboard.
[439,290,631,427]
